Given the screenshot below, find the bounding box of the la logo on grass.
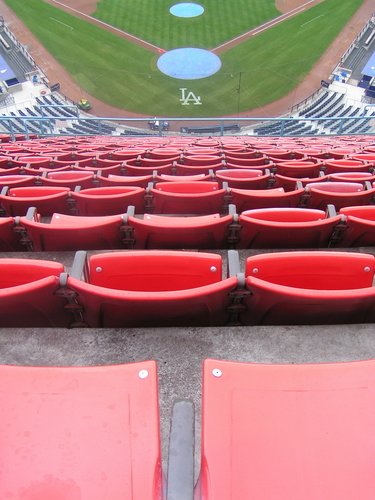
[179,88,202,105]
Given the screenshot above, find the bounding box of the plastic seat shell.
[242,251,375,325]
[67,251,238,327]
[199,358,375,500]
[0,361,162,499]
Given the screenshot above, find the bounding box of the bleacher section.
[0,133,374,499]
[0,27,34,82]
[0,134,374,262]
[254,89,375,136]
[342,19,375,82]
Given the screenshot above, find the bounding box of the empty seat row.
[2,165,375,194]
[1,133,374,150]
[2,149,375,168]
[1,181,375,216]
[1,204,374,252]
[0,250,374,327]
[4,166,375,196]
[1,358,375,499]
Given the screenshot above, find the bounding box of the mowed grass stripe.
[4,0,364,116]
[217,0,364,112]
[93,0,281,49]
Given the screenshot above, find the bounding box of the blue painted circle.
[157,48,221,80]
[169,3,204,18]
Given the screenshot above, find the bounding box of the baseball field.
[4,0,364,116]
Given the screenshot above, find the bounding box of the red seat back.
[0,362,162,500]
[200,358,375,500]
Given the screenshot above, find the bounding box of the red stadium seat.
[0,174,36,188]
[215,169,271,189]
[323,159,370,174]
[67,250,240,327]
[125,163,174,175]
[74,163,123,175]
[155,172,213,182]
[76,158,123,169]
[242,251,375,325]
[0,217,24,250]
[39,170,96,189]
[107,148,146,160]
[229,186,304,212]
[125,157,179,168]
[349,153,375,165]
[304,181,375,210]
[182,155,222,166]
[0,166,21,175]
[150,181,228,214]
[274,173,328,191]
[198,358,375,500]
[0,361,162,500]
[98,173,153,188]
[225,155,270,167]
[274,160,322,178]
[237,207,343,248]
[20,208,129,251]
[326,148,358,159]
[149,147,181,159]
[0,258,69,326]
[0,186,71,216]
[259,148,305,160]
[174,162,223,175]
[294,148,330,160]
[17,155,52,168]
[124,205,236,249]
[339,205,375,246]
[222,149,259,159]
[185,147,220,155]
[72,186,145,215]
[23,164,73,175]
[328,172,375,183]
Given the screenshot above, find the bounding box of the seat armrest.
[25,206,38,221]
[70,250,88,280]
[166,400,195,500]
[326,204,337,218]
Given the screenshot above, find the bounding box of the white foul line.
[300,14,324,27]
[213,0,318,52]
[49,0,164,53]
[50,17,74,29]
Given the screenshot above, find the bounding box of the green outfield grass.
[4,0,364,117]
[93,0,280,49]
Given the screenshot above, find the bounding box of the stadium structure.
[0,1,374,498]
